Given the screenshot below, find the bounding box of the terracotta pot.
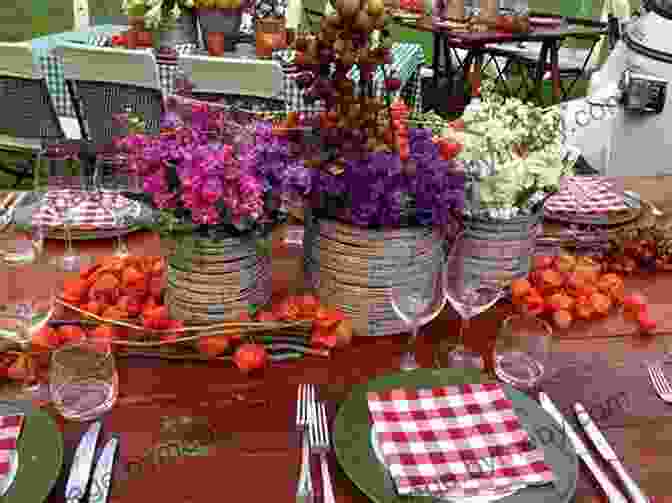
[198,8,243,52]
[255,17,286,58]
[207,32,226,56]
[479,0,498,21]
[126,29,139,49]
[127,17,146,49]
[137,30,153,46]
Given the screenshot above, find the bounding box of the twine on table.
[55,298,313,347]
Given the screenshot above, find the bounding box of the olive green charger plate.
[0,401,63,502]
[333,369,578,503]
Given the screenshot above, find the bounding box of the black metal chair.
[0,42,82,188]
[55,43,164,152]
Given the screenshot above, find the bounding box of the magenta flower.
[201,177,223,205]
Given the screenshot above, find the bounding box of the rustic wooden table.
[397,16,606,105]
[3,176,672,503]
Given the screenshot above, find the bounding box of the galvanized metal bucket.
[460,209,543,281]
[154,9,199,50]
[304,214,444,337]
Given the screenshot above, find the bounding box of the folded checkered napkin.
[544,176,628,214]
[32,189,140,229]
[0,415,24,477]
[367,383,555,498]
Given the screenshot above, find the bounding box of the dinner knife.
[66,421,103,503]
[88,436,119,503]
[575,403,649,503]
[538,393,628,503]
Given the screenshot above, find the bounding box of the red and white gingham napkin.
[0,415,24,477]
[32,189,140,229]
[544,176,628,214]
[367,383,555,498]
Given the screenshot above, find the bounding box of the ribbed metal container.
[154,8,199,49]
[164,234,272,323]
[461,209,543,281]
[303,215,443,337]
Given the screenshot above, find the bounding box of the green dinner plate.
[333,369,578,503]
[0,401,63,503]
[44,226,143,240]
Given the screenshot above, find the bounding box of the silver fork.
[296,384,314,502]
[310,400,335,503]
[647,364,672,403]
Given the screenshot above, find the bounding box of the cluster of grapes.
[292,0,400,164]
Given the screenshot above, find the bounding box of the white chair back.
[0,42,65,142]
[73,0,91,30]
[0,42,68,187]
[0,42,42,80]
[54,43,163,147]
[178,55,284,99]
[54,43,161,91]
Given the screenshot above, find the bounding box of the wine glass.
[94,163,136,257]
[49,188,89,272]
[389,243,448,371]
[0,256,59,394]
[439,232,509,370]
[494,313,554,389]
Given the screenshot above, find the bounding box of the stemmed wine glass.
[40,157,92,273]
[93,160,138,257]
[439,231,509,370]
[389,242,448,371]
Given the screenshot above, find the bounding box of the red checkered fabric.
[544,177,628,214]
[0,415,24,476]
[33,190,140,229]
[367,383,555,498]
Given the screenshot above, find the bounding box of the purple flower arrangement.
[114,98,465,232]
[253,121,466,228]
[114,102,296,237]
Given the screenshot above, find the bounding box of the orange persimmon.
[57,325,87,343]
[121,267,144,287]
[196,336,230,357]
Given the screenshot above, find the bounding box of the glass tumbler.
[0,258,57,347]
[0,230,40,266]
[49,341,119,421]
[493,314,554,389]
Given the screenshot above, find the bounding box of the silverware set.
[540,392,649,503]
[647,362,672,403]
[296,384,335,503]
[65,421,119,503]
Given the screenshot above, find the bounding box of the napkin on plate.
[544,176,629,215]
[367,383,555,499]
[0,415,24,477]
[32,189,140,229]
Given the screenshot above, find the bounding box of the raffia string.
[55,298,313,347]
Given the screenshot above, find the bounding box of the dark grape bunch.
[292,0,401,167]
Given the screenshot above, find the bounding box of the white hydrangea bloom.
[456,88,566,214]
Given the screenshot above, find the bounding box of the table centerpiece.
[252,3,466,336]
[438,79,572,281]
[145,0,199,50]
[112,102,297,326]
[254,0,287,58]
[122,0,197,48]
[194,0,250,55]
